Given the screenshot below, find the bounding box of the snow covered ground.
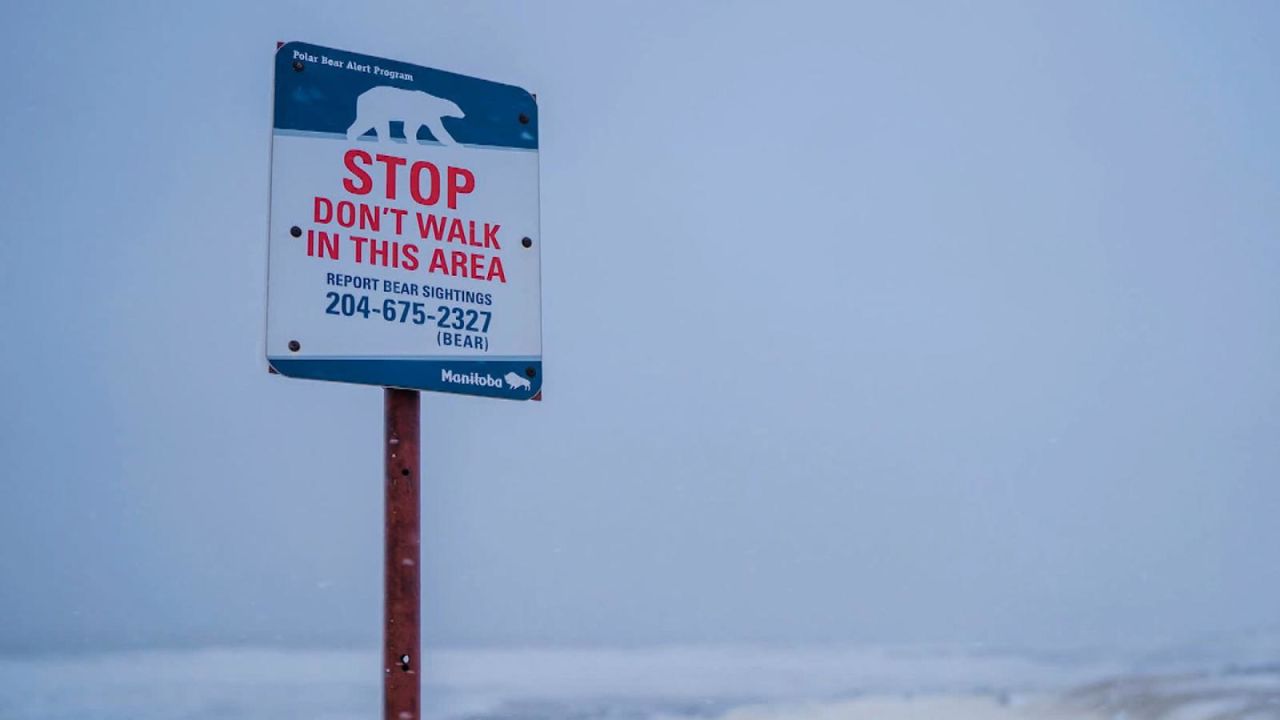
[0,642,1277,719]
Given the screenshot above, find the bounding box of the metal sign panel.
[267,42,542,400]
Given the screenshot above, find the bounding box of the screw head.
[525,366,537,378]
[521,236,532,248]
[518,113,529,125]
[292,60,304,72]
[290,226,302,237]
[288,340,301,352]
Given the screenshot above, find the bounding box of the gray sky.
[1,1,1278,654]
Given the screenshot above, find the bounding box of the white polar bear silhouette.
[346,86,464,146]
[504,372,531,391]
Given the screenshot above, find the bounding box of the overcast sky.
[1,1,1278,654]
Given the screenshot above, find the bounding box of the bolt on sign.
[266,42,542,400]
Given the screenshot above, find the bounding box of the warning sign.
[266,42,542,400]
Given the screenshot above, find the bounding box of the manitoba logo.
[503,372,531,391]
[440,369,502,388]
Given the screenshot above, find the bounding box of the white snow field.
[0,643,1277,719]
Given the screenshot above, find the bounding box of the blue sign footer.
[268,358,542,400]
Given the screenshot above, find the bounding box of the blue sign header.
[275,42,538,150]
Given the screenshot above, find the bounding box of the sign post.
[266,41,542,719]
[383,388,421,719]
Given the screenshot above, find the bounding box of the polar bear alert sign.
[266,42,542,400]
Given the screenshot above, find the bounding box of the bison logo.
[504,372,531,391]
[346,86,464,146]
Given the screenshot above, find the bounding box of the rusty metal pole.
[384,388,421,720]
